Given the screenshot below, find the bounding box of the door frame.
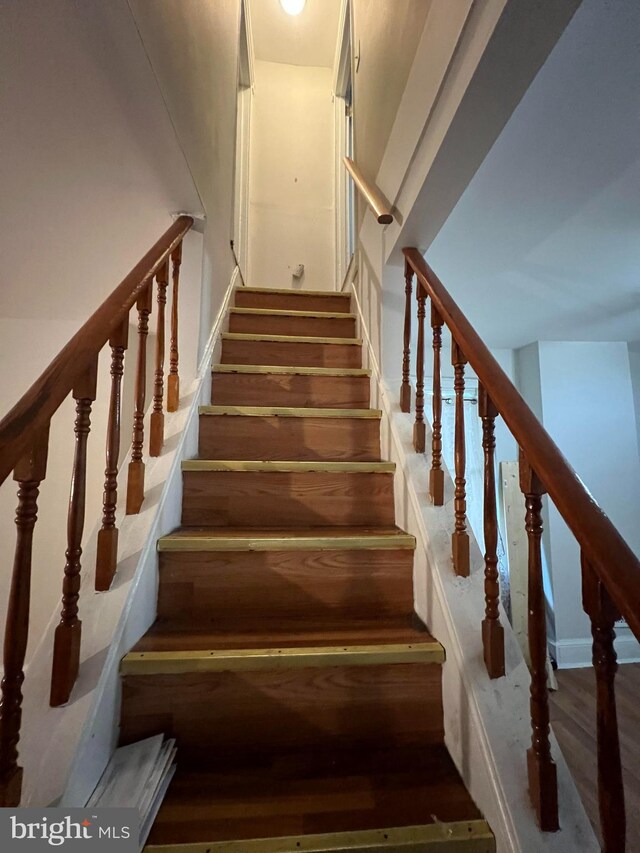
[333,0,354,290]
[233,0,254,282]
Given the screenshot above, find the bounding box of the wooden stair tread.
[239,287,352,298]
[132,615,436,653]
[222,332,362,345]
[182,460,395,473]
[158,525,415,551]
[199,405,381,418]
[212,364,371,376]
[230,307,357,320]
[145,744,487,848]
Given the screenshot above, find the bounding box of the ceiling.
[248,0,342,68]
[426,0,640,349]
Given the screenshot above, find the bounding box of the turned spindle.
[429,305,444,506]
[126,284,152,514]
[95,316,128,591]
[479,385,505,678]
[150,260,169,457]
[413,286,426,453]
[519,450,558,832]
[51,360,98,707]
[451,339,469,576]
[581,555,625,852]
[0,426,50,806]
[400,262,413,413]
[167,242,182,412]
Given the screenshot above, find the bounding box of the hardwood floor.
[550,663,640,847]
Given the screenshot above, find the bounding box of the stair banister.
[402,245,639,848]
[343,157,394,225]
[0,215,193,806]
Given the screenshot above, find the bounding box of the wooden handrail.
[343,157,393,225]
[0,217,193,805]
[403,247,640,641]
[0,216,193,487]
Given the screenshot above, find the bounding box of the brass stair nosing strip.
[144,819,494,852]
[181,460,395,473]
[158,533,416,552]
[211,364,371,377]
[122,642,445,675]
[222,332,362,346]
[198,405,382,419]
[238,286,351,298]
[229,307,357,320]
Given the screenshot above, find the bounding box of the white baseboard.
[551,629,640,669]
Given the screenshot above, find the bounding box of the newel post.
[519,450,559,832]
[0,426,50,806]
[400,261,413,413]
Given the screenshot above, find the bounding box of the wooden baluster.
[581,555,625,852]
[126,284,153,514]
[413,286,426,452]
[519,450,559,832]
[479,384,505,678]
[451,339,469,576]
[150,260,169,457]
[429,306,444,506]
[95,317,129,591]
[400,261,412,413]
[167,242,182,413]
[50,359,98,707]
[0,427,50,806]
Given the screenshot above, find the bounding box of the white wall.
[248,60,336,290]
[0,0,210,661]
[628,340,640,457]
[515,341,640,666]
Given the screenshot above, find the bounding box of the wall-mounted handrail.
[402,245,636,847]
[343,157,393,225]
[0,215,193,807]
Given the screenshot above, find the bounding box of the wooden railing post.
[582,554,626,852]
[429,305,444,506]
[451,339,469,576]
[400,261,413,413]
[126,283,153,514]
[50,358,98,707]
[479,384,505,678]
[150,260,169,457]
[95,316,129,591]
[413,285,426,453]
[519,450,559,832]
[0,426,50,806]
[167,242,182,413]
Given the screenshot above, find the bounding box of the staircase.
[119,286,494,852]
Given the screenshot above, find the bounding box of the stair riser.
[235,291,351,313]
[211,373,371,409]
[157,549,414,626]
[198,415,380,461]
[229,314,356,338]
[181,471,396,527]
[222,339,361,368]
[120,662,443,767]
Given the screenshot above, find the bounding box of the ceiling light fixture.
[280,0,306,15]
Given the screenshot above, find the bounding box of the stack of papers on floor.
[86,734,176,851]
